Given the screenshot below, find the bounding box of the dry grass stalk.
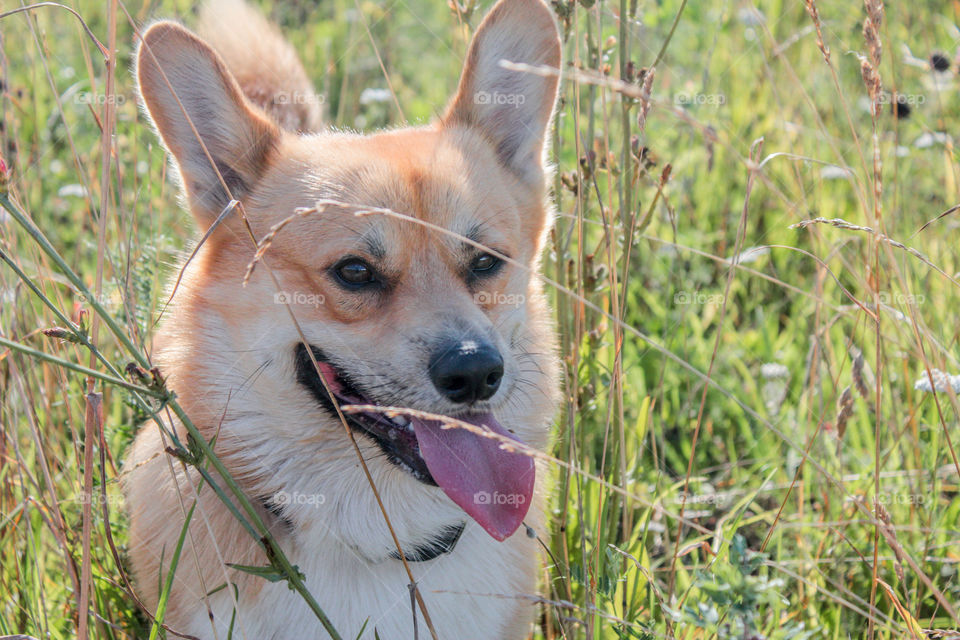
[636,66,656,132]
[852,353,870,399]
[835,386,854,440]
[803,0,831,63]
[792,217,957,288]
[862,17,882,68]
[865,0,884,30]
[859,55,882,114]
[875,500,905,584]
[862,0,885,228]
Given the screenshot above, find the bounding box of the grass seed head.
[803,0,831,63]
[859,56,882,113]
[835,386,854,440]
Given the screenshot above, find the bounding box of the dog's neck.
[258,494,465,563]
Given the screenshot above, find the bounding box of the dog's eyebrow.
[463,223,484,246]
[361,229,386,260]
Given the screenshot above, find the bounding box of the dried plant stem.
[1,191,345,640]
[791,217,959,288]
[77,0,117,635]
[668,137,764,596]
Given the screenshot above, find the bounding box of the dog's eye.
[334,258,377,287]
[470,253,500,274]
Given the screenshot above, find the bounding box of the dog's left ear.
[444,0,561,185]
[136,21,280,225]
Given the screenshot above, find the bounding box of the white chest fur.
[189,524,538,639]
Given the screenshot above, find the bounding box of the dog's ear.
[136,22,280,224]
[444,0,561,185]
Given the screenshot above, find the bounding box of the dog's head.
[136,0,561,552]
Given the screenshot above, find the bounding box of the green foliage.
[2,0,960,638]
[669,535,813,639]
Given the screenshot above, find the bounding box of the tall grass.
[2,0,959,638]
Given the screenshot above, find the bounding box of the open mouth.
[294,343,535,541]
[294,343,435,484]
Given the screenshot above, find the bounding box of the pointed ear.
[444,0,561,185]
[136,22,280,223]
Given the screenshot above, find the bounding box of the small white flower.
[727,246,769,265]
[820,165,854,180]
[57,184,87,198]
[760,363,789,380]
[913,368,960,393]
[914,132,951,149]
[359,88,392,105]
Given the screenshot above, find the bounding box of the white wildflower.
[913,369,960,393]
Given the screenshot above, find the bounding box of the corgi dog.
[125,0,561,637]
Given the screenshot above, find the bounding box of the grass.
[2,0,960,638]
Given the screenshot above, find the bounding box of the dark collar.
[261,496,295,530]
[261,494,464,563]
[390,522,466,562]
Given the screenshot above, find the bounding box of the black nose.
[429,339,504,404]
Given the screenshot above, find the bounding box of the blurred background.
[2,0,960,637]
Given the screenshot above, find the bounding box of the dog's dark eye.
[334,258,377,287]
[470,253,500,274]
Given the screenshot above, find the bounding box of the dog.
[125,0,561,637]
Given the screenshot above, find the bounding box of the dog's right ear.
[444,0,561,186]
[136,22,280,224]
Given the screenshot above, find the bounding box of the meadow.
[1,0,959,638]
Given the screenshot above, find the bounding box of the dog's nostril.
[429,339,504,404]
[446,376,468,392]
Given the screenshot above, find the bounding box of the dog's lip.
[294,344,436,484]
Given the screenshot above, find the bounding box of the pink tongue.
[412,413,534,541]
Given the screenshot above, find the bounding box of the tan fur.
[127,1,561,637]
